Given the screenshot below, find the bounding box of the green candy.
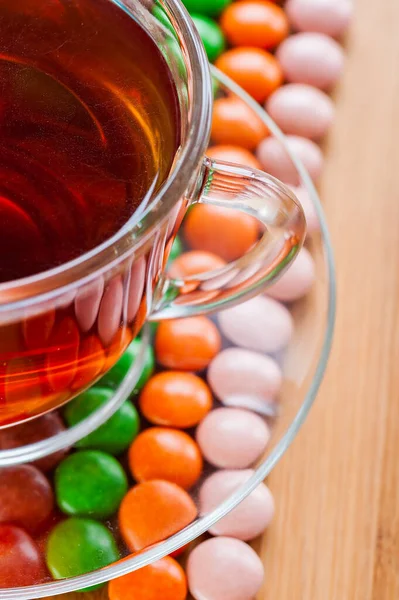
[64,387,140,455]
[99,338,154,395]
[55,450,128,519]
[46,517,120,586]
[182,0,232,17]
[152,2,178,39]
[191,15,225,62]
[169,235,183,263]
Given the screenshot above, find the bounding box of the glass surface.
[0,66,336,599]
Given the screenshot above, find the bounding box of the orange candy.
[184,204,259,261]
[215,48,283,103]
[211,97,269,150]
[129,428,203,490]
[169,250,226,280]
[221,0,289,49]
[108,556,187,600]
[207,145,262,170]
[139,371,212,428]
[155,316,221,371]
[119,480,197,551]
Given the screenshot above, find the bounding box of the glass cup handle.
[149,157,306,320]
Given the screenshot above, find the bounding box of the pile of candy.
[0,1,351,599]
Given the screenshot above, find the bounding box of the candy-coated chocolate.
[169,250,226,280]
[218,295,293,353]
[257,135,324,185]
[207,145,262,170]
[192,15,225,62]
[215,48,282,103]
[208,347,282,409]
[0,412,68,472]
[0,465,54,534]
[187,537,264,600]
[109,556,187,600]
[266,246,316,301]
[196,407,270,468]
[221,0,289,49]
[0,524,48,587]
[200,469,275,540]
[155,316,221,371]
[266,84,335,140]
[139,371,212,428]
[99,338,154,394]
[129,428,203,490]
[211,97,269,150]
[182,0,232,17]
[184,204,259,261]
[64,387,140,455]
[55,450,128,519]
[289,185,320,235]
[46,517,120,580]
[168,235,183,263]
[276,32,345,90]
[119,480,197,551]
[286,0,353,38]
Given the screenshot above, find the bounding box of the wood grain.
[52,1,399,598]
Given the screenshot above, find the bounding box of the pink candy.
[276,32,345,90]
[290,185,320,235]
[196,407,270,469]
[208,347,282,414]
[257,135,324,185]
[266,247,316,302]
[200,469,275,540]
[218,295,293,354]
[187,537,264,600]
[286,0,353,38]
[266,84,335,140]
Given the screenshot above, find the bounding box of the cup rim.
[0,0,212,311]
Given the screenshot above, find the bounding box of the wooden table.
[55,1,399,598]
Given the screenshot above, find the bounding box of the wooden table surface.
[55,1,399,598]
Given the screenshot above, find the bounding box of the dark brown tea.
[0,0,182,425]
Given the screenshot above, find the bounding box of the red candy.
[0,465,54,534]
[0,524,48,587]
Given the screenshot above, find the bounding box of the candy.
[192,15,225,62]
[208,347,282,410]
[129,428,203,490]
[200,469,274,540]
[108,556,187,600]
[285,0,353,38]
[207,145,262,170]
[139,371,212,428]
[215,48,282,103]
[155,316,221,371]
[182,0,232,17]
[184,204,258,261]
[220,0,289,49]
[196,407,270,468]
[187,537,264,600]
[257,135,324,185]
[46,517,120,580]
[119,480,197,551]
[266,84,335,140]
[168,235,183,263]
[276,32,345,90]
[64,387,140,455]
[169,250,226,280]
[0,412,68,472]
[218,295,293,353]
[55,450,128,519]
[289,185,320,235]
[0,524,48,587]
[211,97,269,150]
[0,465,54,534]
[98,276,124,346]
[265,246,316,301]
[99,338,154,393]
